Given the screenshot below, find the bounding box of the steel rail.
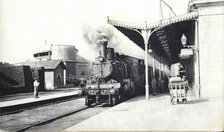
[12,106,90,132]
[0,96,82,116]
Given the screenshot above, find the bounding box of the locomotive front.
[84,36,127,106]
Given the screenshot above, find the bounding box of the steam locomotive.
[84,37,145,106]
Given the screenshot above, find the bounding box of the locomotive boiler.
[84,36,145,106]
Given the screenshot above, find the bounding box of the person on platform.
[57,74,61,88]
[182,75,189,93]
[33,77,40,98]
[161,76,165,93]
[163,75,169,93]
[151,76,157,96]
[179,64,185,78]
[158,76,162,93]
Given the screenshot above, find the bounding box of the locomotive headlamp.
[109,88,116,95]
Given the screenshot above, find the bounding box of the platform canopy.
[108,12,198,64]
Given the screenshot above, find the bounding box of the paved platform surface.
[0,87,81,108]
[64,90,224,131]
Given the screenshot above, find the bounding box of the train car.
[83,38,145,106]
[118,54,145,95]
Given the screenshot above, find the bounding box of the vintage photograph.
[0,0,224,131]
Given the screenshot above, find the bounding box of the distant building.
[21,60,66,90]
[33,50,52,61]
[33,44,90,85]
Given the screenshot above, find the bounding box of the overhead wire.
[160,0,177,16]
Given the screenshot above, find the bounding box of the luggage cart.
[169,81,188,105]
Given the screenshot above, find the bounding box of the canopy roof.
[108,12,198,64]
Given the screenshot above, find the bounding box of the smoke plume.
[81,23,145,62]
[82,24,115,48]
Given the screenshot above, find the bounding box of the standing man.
[33,77,40,98]
[57,74,61,88]
[151,76,157,96]
[158,76,161,93]
[160,77,165,93]
[163,75,169,93]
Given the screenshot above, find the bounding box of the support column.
[161,63,164,76]
[152,52,156,77]
[159,57,161,77]
[142,26,151,100]
[194,20,200,98]
[63,62,66,86]
[144,40,149,100]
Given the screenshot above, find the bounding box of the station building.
[20,60,66,90]
[24,44,90,89]
[108,0,224,98]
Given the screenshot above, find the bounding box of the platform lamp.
[147,41,153,54]
[148,43,153,54]
[181,34,187,47]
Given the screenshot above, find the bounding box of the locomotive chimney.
[114,52,119,58]
[107,48,114,60]
[96,35,108,58]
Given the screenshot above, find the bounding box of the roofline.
[108,18,145,30]
[188,0,224,12]
[54,61,66,70]
[33,50,51,54]
[51,44,78,51]
[17,60,66,70]
[62,60,90,63]
[33,44,79,55]
[108,12,198,30]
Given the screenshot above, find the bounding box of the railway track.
[0,97,110,132]
[0,96,82,116]
[13,106,90,132]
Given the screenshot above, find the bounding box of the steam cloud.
[81,23,146,62]
[82,24,118,49]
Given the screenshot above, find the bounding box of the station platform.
[64,90,224,131]
[0,87,81,113]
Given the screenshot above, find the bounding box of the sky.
[0,0,190,63]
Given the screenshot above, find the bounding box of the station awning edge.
[108,11,198,30]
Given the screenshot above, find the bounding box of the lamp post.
[181,34,187,47]
[127,22,151,100]
[107,17,152,100]
[143,22,151,100]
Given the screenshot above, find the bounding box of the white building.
[33,44,90,86]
